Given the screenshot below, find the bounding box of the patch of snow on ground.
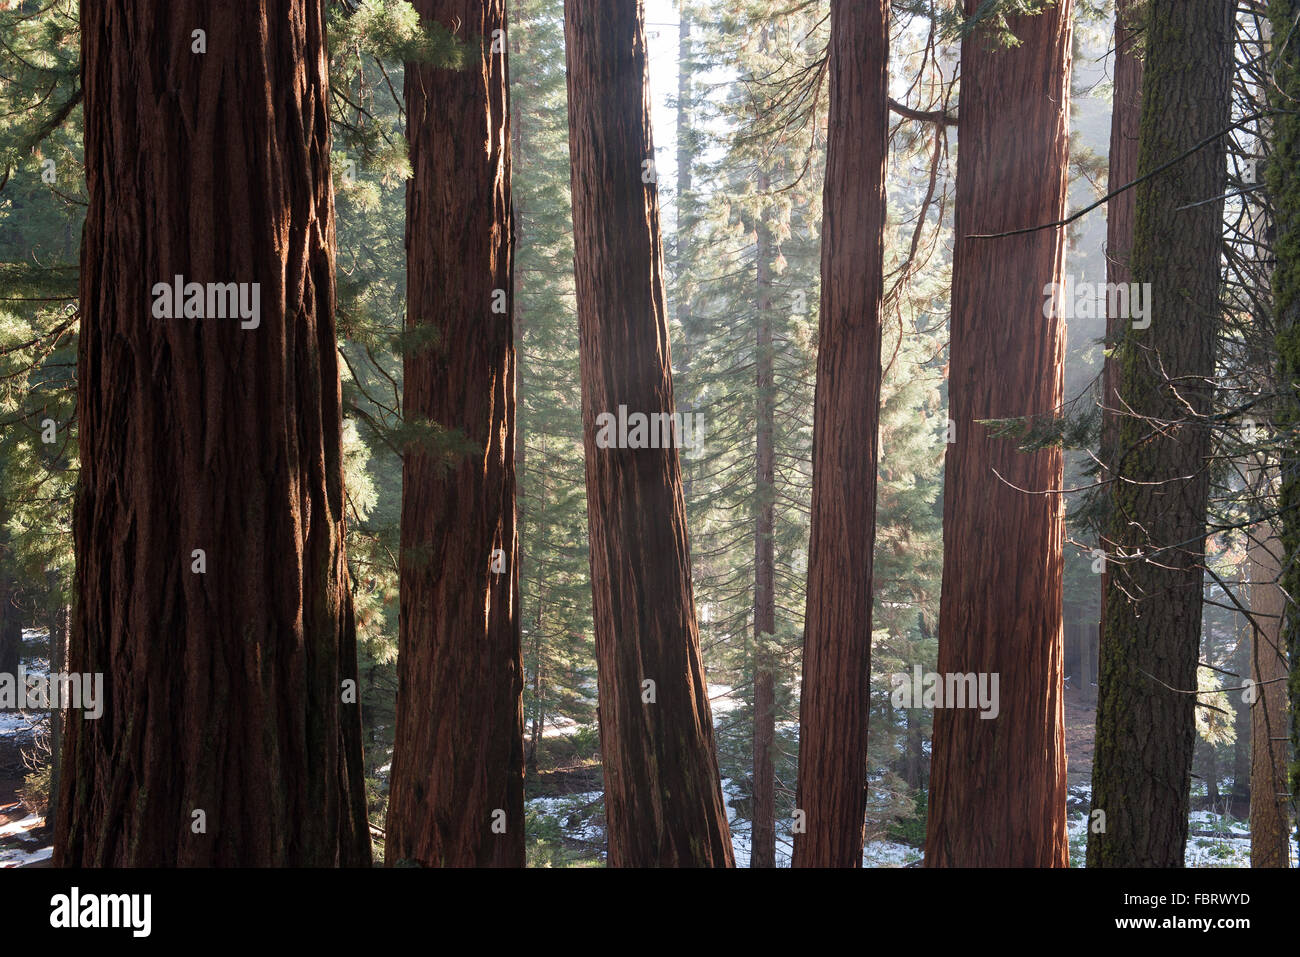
[0,844,51,868]
[0,711,43,738]
[863,841,922,867]
[526,790,605,849]
[0,812,41,840]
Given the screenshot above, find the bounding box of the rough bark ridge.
[1098,0,1143,638]
[792,0,889,869]
[924,0,1072,868]
[564,0,733,867]
[58,0,370,866]
[1088,0,1233,868]
[385,0,524,869]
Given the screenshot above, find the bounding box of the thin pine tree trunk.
[1270,0,1300,866]
[0,573,17,684]
[47,603,69,829]
[751,169,777,869]
[1249,524,1290,866]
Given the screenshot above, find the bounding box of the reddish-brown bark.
[924,0,1073,868]
[57,0,370,866]
[792,0,889,869]
[384,0,524,867]
[564,0,733,867]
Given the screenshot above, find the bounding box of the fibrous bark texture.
[1089,0,1233,868]
[925,0,1072,868]
[792,0,889,869]
[1098,0,1143,636]
[385,0,524,869]
[564,0,733,867]
[59,0,370,866]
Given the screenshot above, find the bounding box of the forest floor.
[1,630,53,867]
[0,662,1270,868]
[0,722,51,868]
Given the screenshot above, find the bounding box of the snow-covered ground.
[525,757,1286,867]
[0,812,49,868]
[0,645,49,740]
[1,636,52,866]
[0,710,43,739]
[1064,783,1292,868]
[525,772,924,866]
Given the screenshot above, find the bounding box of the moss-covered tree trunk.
[1098,0,1143,637]
[1088,0,1233,868]
[1248,526,1290,866]
[564,0,733,867]
[1269,0,1300,865]
[923,0,1073,868]
[58,0,370,866]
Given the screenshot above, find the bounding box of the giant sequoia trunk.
[1088,0,1233,868]
[384,0,524,869]
[924,0,1072,868]
[58,0,370,866]
[564,0,733,867]
[1098,0,1143,637]
[1270,0,1300,866]
[792,0,889,869]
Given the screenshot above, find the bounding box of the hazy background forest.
[0,0,1295,871]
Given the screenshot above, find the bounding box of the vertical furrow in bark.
[1098,0,1143,641]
